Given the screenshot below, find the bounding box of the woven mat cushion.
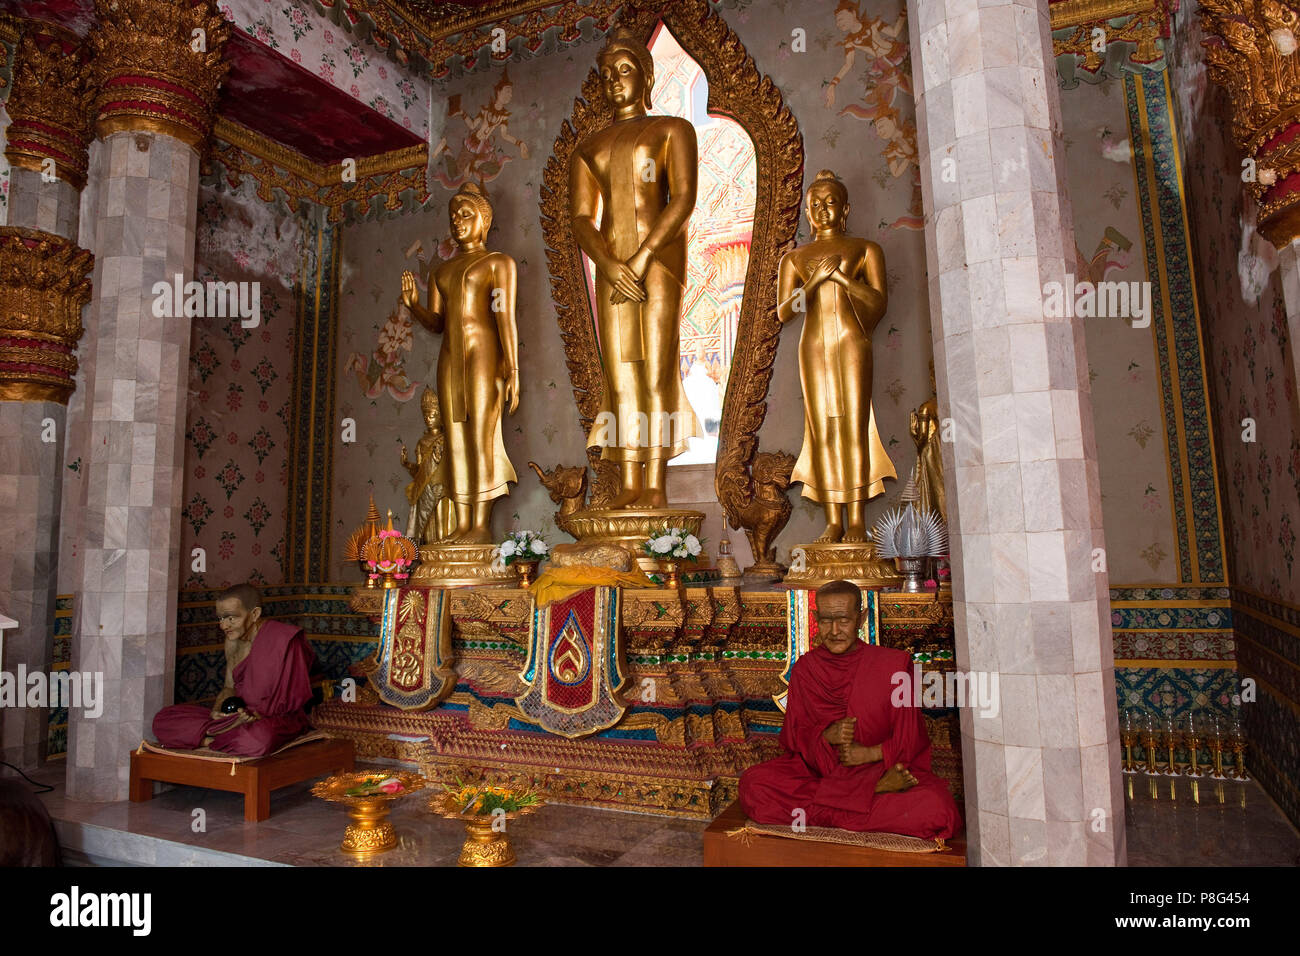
[138,729,331,764]
[728,820,945,853]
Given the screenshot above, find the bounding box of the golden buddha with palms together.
[778,170,896,542]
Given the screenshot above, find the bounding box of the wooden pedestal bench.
[129,734,355,822]
[703,800,966,867]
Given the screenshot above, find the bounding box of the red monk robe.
[152,620,315,757]
[740,641,961,838]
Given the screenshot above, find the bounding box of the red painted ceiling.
[8,0,425,164]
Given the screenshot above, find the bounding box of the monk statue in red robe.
[739,580,961,838]
[151,584,315,757]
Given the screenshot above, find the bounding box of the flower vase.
[515,560,540,588]
[661,559,682,589]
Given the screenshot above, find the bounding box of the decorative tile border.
[285,222,343,584]
[1124,71,1227,584]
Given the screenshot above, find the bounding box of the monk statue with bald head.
[151,583,316,756]
[739,580,961,838]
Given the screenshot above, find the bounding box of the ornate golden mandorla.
[0,227,94,404]
[540,0,805,550]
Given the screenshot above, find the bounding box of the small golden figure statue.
[569,27,701,509]
[400,387,455,544]
[401,182,519,544]
[778,170,896,543]
[909,363,946,527]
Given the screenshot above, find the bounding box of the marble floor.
[17,762,1300,866]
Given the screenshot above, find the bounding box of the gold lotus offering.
[431,783,543,867]
[312,770,427,856]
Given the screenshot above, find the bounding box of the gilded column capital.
[4,21,93,190]
[0,226,94,404]
[89,0,231,149]
[1199,0,1300,247]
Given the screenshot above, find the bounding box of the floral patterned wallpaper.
[181,177,303,588]
[1170,11,1299,604]
[220,0,429,138]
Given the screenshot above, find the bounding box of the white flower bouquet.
[498,530,550,567]
[641,526,703,562]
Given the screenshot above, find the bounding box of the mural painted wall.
[1059,77,1178,584]
[1170,14,1299,606]
[180,176,303,589]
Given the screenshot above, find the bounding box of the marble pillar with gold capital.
[59,0,230,801]
[569,27,701,510]
[778,170,897,587]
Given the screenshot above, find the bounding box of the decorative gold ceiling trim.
[330,0,624,74]
[210,118,429,223]
[1049,0,1157,30]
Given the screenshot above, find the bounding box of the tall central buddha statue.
[570,27,701,509]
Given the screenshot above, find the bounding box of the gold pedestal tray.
[781,540,902,588]
[411,542,515,587]
[564,507,711,575]
[312,770,426,855]
[431,791,542,867]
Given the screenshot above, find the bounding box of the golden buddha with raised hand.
[778,170,896,542]
[569,27,701,509]
[401,182,519,544]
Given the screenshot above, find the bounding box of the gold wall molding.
[89,0,231,149]
[330,0,623,75]
[1051,0,1174,74]
[4,21,93,190]
[1199,0,1300,246]
[0,226,94,404]
[538,0,805,529]
[209,118,430,223]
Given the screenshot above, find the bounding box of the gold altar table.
[311,584,960,820]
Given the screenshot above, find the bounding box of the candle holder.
[1226,717,1249,780]
[1140,714,1160,775]
[1120,710,1139,774]
[1208,715,1228,779]
[1161,717,1181,776]
[1183,714,1203,778]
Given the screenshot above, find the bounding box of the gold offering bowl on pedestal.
[312,770,427,856]
[431,790,543,867]
[564,507,711,577]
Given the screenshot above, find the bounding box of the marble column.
[1276,242,1300,381]
[907,0,1124,864]
[60,0,228,800]
[0,22,93,769]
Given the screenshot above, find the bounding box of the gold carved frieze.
[333,0,623,75]
[539,0,804,509]
[4,21,93,190]
[89,0,231,149]
[0,226,93,403]
[209,118,431,225]
[1199,0,1300,246]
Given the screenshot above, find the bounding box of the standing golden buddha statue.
[569,27,701,510]
[401,183,519,573]
[779,171,898,586]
